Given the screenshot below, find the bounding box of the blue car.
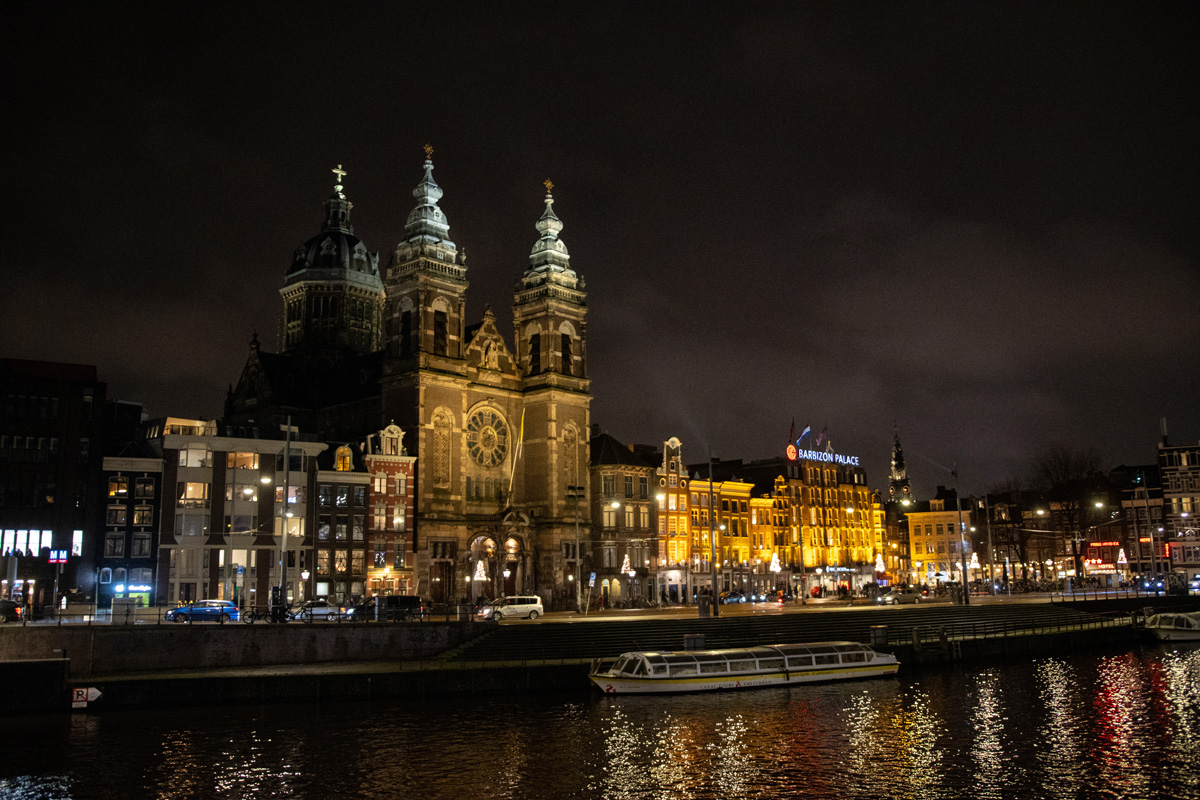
[165,599,239,623]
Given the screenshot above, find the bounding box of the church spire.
[322,163,354,235]
[403,144,455,248]
[527,179,572,275]
[889,424,913,503]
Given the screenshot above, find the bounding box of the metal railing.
[904,613,1129,647]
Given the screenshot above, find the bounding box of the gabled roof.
[590,432,656,469]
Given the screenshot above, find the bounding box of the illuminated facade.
[1158,437,1200,578]
[312,444,370,602]
[380,157,591,606]
[590,431,656,605]
[363,424,416,597]
[702,455,885,595]
[904,487,974,584]
[145,417,326,607]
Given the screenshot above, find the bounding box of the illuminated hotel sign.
[786,444,860,467]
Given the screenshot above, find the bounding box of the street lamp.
[566,484,586,612]
[708,454,719,617]
[952,463,970,606]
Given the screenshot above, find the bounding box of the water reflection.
[969,670,1015,799]
[3,647,1199,800]
[1036,658,1086,800]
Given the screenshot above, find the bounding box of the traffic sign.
[71,687,102,709]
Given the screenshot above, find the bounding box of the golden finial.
[424,143,434,160]
[544,179,554,194]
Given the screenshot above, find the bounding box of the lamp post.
[952,463,970,606]
[793,505,806,605]
[708,453,719,618]
[567,484,585,611]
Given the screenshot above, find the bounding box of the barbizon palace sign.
[786,445,860,467]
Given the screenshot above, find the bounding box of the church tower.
[511,181,591,511]
[279,166,384,368]
[889,426,913,504]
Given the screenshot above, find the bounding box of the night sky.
[4,2,1198,498]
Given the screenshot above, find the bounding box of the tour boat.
[589,641,899,694]
[1143,611,1200,643]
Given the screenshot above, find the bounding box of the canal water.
[5,645,1198,800]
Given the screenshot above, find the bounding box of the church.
[226,148,592,605]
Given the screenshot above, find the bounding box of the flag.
[798,424,811,443]
[815,425,826,448]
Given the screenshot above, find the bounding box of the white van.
[492,595,543,620]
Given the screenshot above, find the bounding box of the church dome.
[287,167,380,280]
[289,228,379,278]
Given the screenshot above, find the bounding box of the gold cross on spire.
[331,164,347,184]
[424,143,434,160]
[544,179,554,194]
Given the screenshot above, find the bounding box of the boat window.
[787,656,813,668]
[772,645,811,657]
[671,663,698,676]
[633,660,649,676]
[841,651,866,663]
[663,654,698,664]
[728,660,756,673]
[814,654,840,665]
[756,657,784,671]
[651,665,667,676]
[807,645,837,655]
[699,661,727,674]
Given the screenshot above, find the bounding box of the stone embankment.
[2,597,1194,714]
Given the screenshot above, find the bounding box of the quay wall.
[0,622,478,677]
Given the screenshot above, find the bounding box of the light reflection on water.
[2,646,1198,800]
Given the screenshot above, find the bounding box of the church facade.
[229,150,592,607]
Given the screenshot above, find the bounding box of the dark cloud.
[3,1,1197,499]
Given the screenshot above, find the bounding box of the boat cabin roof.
[621,641,873,665]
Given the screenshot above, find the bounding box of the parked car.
[481,595,543,620]
[890,588,922,605]
[165,599,239,623]
[719,591,745,604]
[295,599,343,622]
[0,599,23,623]
[346,595,429,621]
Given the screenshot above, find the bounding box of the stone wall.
[0,622,478,678]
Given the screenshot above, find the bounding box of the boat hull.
[590,662,899,695]
[1143,612,1200,643]
[1146,627,1200,643]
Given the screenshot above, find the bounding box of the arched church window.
[562,426,579,488]
[528,333,541,375]
[433,311,448,356]
[561,333,572,376]
[432,409,452,487]
[399,311,412,357]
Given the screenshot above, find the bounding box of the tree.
[1029,443,1106,581]
[987,478,1043,583]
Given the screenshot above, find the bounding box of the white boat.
[1143,611,1200,643]
[589,641,899,694]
